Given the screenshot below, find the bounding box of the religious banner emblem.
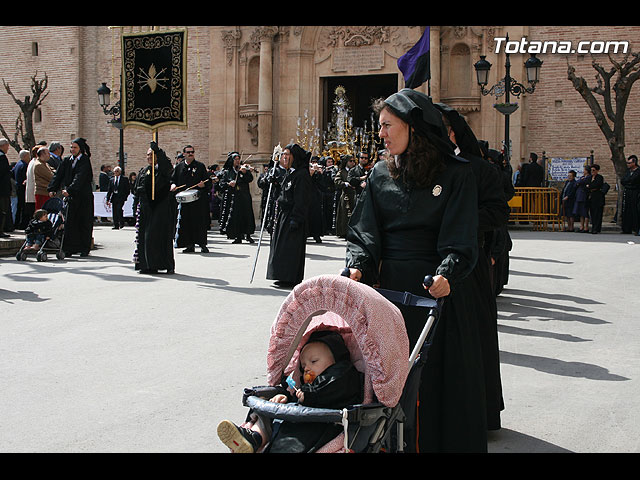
[121,29,187,129]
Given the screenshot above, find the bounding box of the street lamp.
[474,34,543,165]
[97,82,125,173]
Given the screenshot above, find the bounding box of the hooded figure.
[346,88,487,452]
[219,151,255,243]
[435,103,510,431]
[218,152,239,233]
[266,143,313,287]
[47,137,94,256]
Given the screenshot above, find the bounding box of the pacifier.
[303,371,317,384]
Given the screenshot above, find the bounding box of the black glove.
[150,141,159,153]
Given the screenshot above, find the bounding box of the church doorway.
[321,74,398,132]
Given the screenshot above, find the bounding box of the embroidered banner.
[121,29,187,129]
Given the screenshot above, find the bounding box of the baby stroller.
[15,197,67,262]
[238,273,440,453]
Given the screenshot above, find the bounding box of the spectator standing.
[33,147,54,209]
[586,164,605,234]
[13,150,30,228]
[106,166,130,229]
[0,138,11,237]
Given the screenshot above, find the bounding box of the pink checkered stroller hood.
[266,274,410,408]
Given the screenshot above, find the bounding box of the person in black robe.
[345,89,486,453]
[133,142,175,274]
[319,156,338,235]
[47,137,94,257]
[256,158,286,235]
[436,103,510,432]
[621,155,640,235]
[307,157,327,243]
[333,155,356,238]
[266,143,313,288]
[170,145,210,252]
[220,151,256,244]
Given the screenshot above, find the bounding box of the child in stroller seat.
[24,209,53,250]
[217,330,364,453]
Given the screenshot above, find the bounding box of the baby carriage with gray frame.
[234,272,440,453]
[15,197,67,262]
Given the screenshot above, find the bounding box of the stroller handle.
[340,268,434,290]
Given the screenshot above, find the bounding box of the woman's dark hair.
[371,97,444,188]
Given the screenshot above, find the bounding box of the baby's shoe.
[217,420,262,453]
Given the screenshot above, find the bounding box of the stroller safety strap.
[375,288,437,309]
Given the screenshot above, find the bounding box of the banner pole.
[152,129,158,200]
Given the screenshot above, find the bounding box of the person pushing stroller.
[23,209,53,251]
[217,330,364,453]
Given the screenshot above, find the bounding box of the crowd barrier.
[508,187,562,231]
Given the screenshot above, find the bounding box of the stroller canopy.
[266,274,410,407]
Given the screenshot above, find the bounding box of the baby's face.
[300,342,335,383]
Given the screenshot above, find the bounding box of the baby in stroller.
[217,329,364,453]
[23,209,53,250]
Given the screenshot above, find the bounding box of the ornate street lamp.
[474,34,543,165]
[97,82,125,172]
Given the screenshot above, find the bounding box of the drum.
[176,189,200,203]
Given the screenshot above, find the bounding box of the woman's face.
[378,107,410,156]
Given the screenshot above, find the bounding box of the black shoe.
[232,238,242,244]
[273,280,295,289]
[112,226,119,230]
[246,235,254,244]
[217,420,262,453]
[182,246,195,253]
[80,251,89,257]
[314,236,322,243]
[166,269,175,274]
[200,246,209,253]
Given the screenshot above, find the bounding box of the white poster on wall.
[93,192,134,218]
[549,157,588,181]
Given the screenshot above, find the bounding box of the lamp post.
[97,82,125,173]
[474,34,542,166]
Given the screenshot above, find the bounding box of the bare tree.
[567,52,640,223]
[0,71,49,153]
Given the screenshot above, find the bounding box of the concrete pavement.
[0,225,639,452]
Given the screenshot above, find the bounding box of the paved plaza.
[0,225,638,453]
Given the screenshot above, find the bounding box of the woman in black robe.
[266,144,313,288]
[133,142,175,274]
[47,137,94,257]
[345,89,487,452]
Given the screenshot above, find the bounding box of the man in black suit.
[106,166,130,229]
[0,138,12,237]
[520,152,544,187]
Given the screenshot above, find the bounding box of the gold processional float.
[295,86,382,165]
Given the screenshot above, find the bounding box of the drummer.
[170,145,210,253]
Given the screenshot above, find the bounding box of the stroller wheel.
[37,251,47,262]
[16,250,25,261]
[56,250,65,260]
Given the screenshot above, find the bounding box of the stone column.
[256,26,278,157]
[429,26,441,103]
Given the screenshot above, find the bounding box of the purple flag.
[397,27,430,89]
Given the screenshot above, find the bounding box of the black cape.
[220,167,255,239]
[267,145,313,285]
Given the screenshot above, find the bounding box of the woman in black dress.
[345,89,486,452]
[47,137,94,257]
[133,142,175,274]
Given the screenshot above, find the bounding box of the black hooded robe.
[266,145,313,285]
[223,167,256,240]
[346,89,487,453]
[436,104,511,431]
[134,144,175,273]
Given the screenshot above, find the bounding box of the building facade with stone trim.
[1,25,638,218]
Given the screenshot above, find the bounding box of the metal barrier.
[508,187,562,231]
